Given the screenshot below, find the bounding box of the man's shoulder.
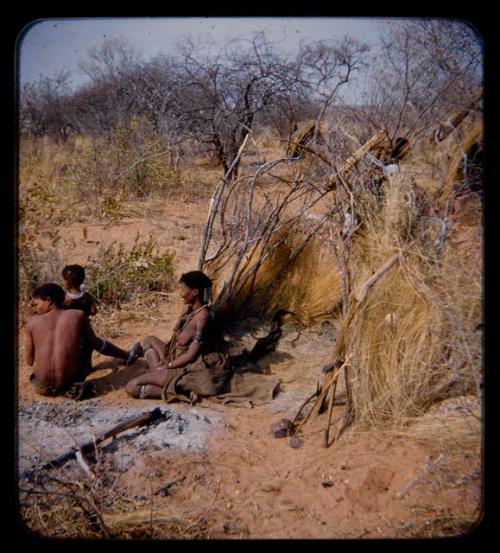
[59,308,86,321]
[25,314,38,329]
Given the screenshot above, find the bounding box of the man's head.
[179,271,212,304]
[32,283,65,313]
[62,264,85,288]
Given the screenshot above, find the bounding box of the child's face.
[63,275,79,290]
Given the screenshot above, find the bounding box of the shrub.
[86,233,175,305]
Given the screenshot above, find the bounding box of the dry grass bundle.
[199,138,344,324]
[399,409,481,450]
[338,173,482,429]
[346,268,448,425]
[209,224,343,324]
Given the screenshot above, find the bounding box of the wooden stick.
[21,408,165,479]
[293,358,349,435]
[394,454,445,499]
[293,369,340,433]
[323,376,338,448]
[324,130,387,190]
[75,450,95,479]
[291,387,321,426]
[355,251,402,304]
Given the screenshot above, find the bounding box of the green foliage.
[86,233,175,304]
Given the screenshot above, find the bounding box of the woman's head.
[179,271,212,304]
[62,264,85,288]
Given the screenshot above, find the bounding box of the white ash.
[18,399,223,476]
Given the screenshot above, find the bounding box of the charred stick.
[21,408,165,479]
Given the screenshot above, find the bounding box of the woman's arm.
[165,341,202,369]
[164,315,208,369]
[88,300,98,316]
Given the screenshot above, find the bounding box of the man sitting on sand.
[24,283,134,398]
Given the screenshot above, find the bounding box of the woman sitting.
[125,271,230,402]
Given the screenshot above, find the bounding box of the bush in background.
[86,233,175,305]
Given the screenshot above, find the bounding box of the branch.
[111,150,170,184]
[198,133,250,270]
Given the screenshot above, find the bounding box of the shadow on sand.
[85,359,149,397]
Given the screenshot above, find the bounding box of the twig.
[293,357,350,435]
[112,149,170,184]
[436,198,450,261]
[323,376,338,448]
[355,250,402,304]
[394,454,446,500]
[198,133,250,269]
[186,479,221,531]
[291,387,321,426]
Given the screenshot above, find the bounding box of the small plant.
[86,233,175,305]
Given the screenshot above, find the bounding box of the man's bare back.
[25,308,87,391]
[25,283,133,398]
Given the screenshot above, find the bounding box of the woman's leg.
[142,335,167,370]
[125,368,170,399]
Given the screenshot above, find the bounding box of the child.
[61,264,138,371]
[62,264,99,317]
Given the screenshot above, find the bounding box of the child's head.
[62,264,85,288]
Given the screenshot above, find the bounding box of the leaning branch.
[20,408,165,479]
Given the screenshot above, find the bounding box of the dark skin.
[126,281,210,399]
[25,297,100,391]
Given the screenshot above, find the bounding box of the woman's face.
[179,281,199,304]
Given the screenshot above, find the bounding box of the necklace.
[67,290,85,299]
[190,304,208,318]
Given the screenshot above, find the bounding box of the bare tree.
[296,37,370,144]
[20,71,74,141]
[354,19,482,145]
[163,33,301,179]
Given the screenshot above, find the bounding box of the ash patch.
[18,399,222,476]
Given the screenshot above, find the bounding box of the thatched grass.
[339,173,482,429]
[210,228,343,325]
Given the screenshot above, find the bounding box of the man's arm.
[24,323,34,366]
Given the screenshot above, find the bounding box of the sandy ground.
[17,195,483,539]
